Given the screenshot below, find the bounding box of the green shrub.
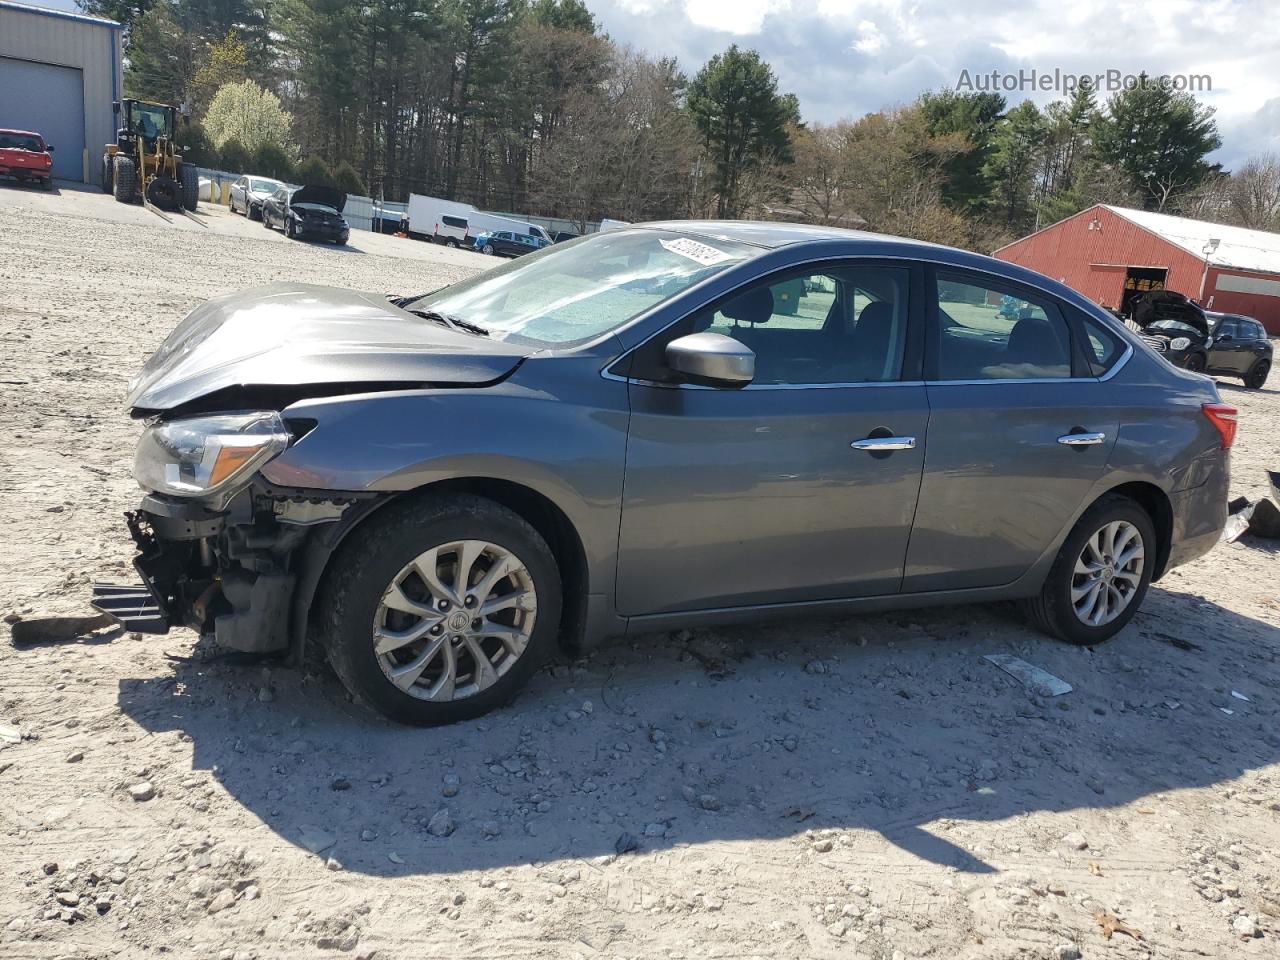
[295,155,334,187]
[331,160,368,197]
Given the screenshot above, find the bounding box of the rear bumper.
[0,166,51,180]
[1166,453,1230,571]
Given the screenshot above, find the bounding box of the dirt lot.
[2,181,1279,960]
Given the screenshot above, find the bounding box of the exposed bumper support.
[90,582,169,634]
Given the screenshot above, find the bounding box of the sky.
[32,0,1280,168]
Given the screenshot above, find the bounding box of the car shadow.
[1,179,59,195]
[1216,378,1277,398]
[115,583,1280,878]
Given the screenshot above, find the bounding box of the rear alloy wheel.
[1183,353,1206,373]
[319,495,561,725]
[1245,360,1270,389]
[1022,494,1155,646]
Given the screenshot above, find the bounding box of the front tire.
[483,243,495,255]
[1022,494,1155,646]
[1183,353,1206,373]
[318,495,562,726]
[1244,359,1270,389]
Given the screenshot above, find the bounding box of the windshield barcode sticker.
[660,237,734,266]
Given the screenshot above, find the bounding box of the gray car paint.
[126,283,527,412]
[131,222,1229,647]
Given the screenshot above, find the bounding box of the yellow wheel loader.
[102,99,198,212]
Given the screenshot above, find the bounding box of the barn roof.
[1104,205,1280,275]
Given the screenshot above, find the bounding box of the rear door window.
[930,272,1073,380]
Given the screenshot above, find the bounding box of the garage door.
[0,56,85,181]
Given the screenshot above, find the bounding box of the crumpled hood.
[290,184,346,212]
[127,283,528,413]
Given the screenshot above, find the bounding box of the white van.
[434,214,470,247]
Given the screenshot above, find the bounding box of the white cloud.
[852,19,885,55]
[684,0,792,34]
[589,0,1280,167]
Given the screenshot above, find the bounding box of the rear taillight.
[1202,402,1238,449]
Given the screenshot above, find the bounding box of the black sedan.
[262,184,350,244]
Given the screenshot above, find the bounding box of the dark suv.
[1134,291,1272,388]
[1203,312,1272,389]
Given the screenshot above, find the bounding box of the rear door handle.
[851,436,916,451]
[1057,432,1106,446]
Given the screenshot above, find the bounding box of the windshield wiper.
[405,308,490,338]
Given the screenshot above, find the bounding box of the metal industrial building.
[0,0,121,184]
[994,204,1280,334]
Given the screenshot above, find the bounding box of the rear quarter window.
[1073,310,1127,377]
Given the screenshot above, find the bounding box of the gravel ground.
[2,183,1279,960]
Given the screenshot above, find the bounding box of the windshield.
[1148,319,1203,337]
[250,178,282,193]
[0,133,43,151]
[406,228,758,346]
[131,103,172,140]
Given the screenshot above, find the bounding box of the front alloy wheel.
[319,495,562,725]
[373,540,537,702]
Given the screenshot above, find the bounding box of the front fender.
[261,354,630,592]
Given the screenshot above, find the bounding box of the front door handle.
[851,436,916,451]
[1057,432,1106,446]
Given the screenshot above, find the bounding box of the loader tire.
[180,165,199,211]
[112,155,136,204]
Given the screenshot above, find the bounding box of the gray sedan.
[96,222,1232,725]
[227,175,285,220]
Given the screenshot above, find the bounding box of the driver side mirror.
[665,332,755,388]
[45,145,54,152]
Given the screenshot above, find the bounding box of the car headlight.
[134,411,289,501]
[1170,337,1191,351]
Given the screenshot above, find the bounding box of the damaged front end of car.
[89,282,531,655]
[92,410,372,656]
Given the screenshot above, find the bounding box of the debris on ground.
[983,653,1072,696]
[9,612,117,648]
[1094,911,1143,941]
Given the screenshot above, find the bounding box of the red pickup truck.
[0,129,54,189]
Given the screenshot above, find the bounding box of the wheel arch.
[1097,480,1174,580]
[291,476,591,661]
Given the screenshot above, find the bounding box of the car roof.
[636,219,943,250]
[0,128,42,137]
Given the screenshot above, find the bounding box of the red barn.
[993,204,1280,334]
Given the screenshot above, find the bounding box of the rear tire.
[1022,494,1156,646]
[318,495,562,726]
[112,155,136,203]
[1244,359,1270,389]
